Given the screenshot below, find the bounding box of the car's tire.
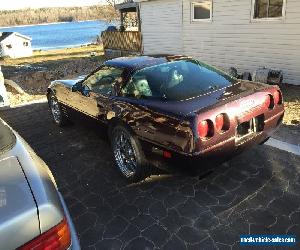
[48,93,69,126]
[110,125,149,182]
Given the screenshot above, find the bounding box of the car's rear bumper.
[58,192,81,250]
[193,110,284,158]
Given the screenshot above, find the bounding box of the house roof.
[0,32,32,42]
[116,1,138,11]
[0,32,13,42]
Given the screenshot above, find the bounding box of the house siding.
[139,0,300,85]
[139,0,183,54]
[182,0,300,85]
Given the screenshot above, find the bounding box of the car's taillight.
[273,90,282,105]
[264,94,273,109]
[197,119,214,139]
[163,150,172,158]
[215,113,230,132]
[19,218,71,250]
[215,114,224,132]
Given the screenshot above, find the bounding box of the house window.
[191,1,212,22]
[254,0,285,19]
[6,44,12,49]
[23,41,29,47]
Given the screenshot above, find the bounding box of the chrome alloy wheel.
[50,97,61,124]
[113,129,137,178]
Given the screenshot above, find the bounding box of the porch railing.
[101,31,142,53]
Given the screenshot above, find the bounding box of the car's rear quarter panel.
[0,157,40,250]
[112,98,195,154]
[2,135,65,234]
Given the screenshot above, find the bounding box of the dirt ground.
[1,45,105,106]
[282,85,300,125]
[6,91,45,107]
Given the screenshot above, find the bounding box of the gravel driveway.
[1,103,300,250]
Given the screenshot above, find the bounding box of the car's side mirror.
[72,83,82,92]
[72,83,90,96]
[82,85,91,97]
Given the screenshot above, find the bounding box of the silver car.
[0,118,80,250]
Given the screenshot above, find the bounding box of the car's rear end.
[192,82,284,157]
[134,58,284,165]
[0,119,80,250]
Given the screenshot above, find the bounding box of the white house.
[0,32,32,59]
[136,0,300,85]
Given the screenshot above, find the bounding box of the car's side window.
[83,66,123,96]
[122,72,153,99]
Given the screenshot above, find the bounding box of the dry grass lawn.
[1,44,103,66]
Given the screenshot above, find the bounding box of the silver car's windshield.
[0,120,16,153]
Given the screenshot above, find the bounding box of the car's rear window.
[0,120,16,153]
[122,60,237,101]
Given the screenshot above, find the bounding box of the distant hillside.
[0,5,119,27]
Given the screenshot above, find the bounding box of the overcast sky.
[1,0,106,10]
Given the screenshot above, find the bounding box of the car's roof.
[105,54,192,72]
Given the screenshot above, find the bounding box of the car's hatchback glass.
[0,120,16,153]
[123,60,237,101]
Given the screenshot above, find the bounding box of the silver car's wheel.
[112,128,137,178]
[50,96,62,124]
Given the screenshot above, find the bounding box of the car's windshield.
[122,60,237,101]
[0,119,16,154]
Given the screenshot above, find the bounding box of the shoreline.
[33,42,94,51]
[0,19,106,29]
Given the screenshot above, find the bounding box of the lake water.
[0,20,110,50]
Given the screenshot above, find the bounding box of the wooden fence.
[101,31,142,53]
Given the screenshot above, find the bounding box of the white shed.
[0,32,32,59]
[136,0,300,85]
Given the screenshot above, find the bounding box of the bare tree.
[104,0,117,8]
[101,1,120,22]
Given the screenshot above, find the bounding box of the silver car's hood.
[0,156,40,250]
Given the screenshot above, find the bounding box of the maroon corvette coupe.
[47,55,284,181]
